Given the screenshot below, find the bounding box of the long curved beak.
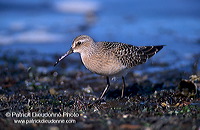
[54,47,73,66]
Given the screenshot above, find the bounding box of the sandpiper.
[54,35,164,99]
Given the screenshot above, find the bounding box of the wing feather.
[102,42,164,68]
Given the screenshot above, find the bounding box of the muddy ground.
[0,50,199,130]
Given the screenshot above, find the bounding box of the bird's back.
[100,42,164,68]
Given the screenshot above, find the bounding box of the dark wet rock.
[178,80,197,97]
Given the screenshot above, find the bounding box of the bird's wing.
[102,42,164,68]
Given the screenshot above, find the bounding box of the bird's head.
[54,35,94,66]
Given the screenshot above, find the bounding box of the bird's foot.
[88,98,105,108]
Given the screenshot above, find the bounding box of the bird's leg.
[99,76,110,99]
[89,77,110,106]
[121,76,126,98]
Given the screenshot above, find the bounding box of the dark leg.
[99,76,110,99]
[121,76,126,98]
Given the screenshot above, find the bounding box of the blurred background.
[0,0,200,71]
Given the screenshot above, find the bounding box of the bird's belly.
[81,55,126,76]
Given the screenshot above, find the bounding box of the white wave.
[0,30,64,44]
[54,1,99,13]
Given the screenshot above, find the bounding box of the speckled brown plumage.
[101,42,163,68]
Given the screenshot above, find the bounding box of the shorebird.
[54,35,164,99]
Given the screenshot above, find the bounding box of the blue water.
[0,0,200,71]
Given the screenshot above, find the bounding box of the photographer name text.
[6,112,79,118]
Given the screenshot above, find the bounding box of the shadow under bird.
[54,35,164,99]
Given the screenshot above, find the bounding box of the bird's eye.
[77,41,82,45]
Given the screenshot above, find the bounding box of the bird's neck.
[80,42,97,56]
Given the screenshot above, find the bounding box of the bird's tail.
[139,45,165,59]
